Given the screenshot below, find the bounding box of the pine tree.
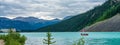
[43,32,56,45]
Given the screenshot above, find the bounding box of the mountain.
[36,0,120,32]
[0,17,61,31]
[82,14,120,32]
[13,17,44,24]
[33,18,61,30]
[0,17,33,31]
[14,17,61,29]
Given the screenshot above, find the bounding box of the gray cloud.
[0,0,106,20]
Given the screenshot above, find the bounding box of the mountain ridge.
[0,17,61,31]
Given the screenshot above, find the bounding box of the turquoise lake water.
[1,32,120,45]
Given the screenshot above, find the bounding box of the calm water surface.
[20,32,120,45]
[1,32,120,45]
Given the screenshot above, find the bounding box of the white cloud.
[0,0,106,20]
[0,5,5,9]
[3,0,15,2]
[30,12,54,20]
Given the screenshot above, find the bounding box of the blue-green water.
[1,32,120,45]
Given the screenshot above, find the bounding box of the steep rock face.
[83,14,120,32]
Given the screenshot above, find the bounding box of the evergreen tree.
[43,32,56,45]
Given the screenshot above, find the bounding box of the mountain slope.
[0,17,61,31]
[83,14,120,32]
[33,18,61,29]
[36,0,120,32]
[14,17,43,24]
[0,17,33,31]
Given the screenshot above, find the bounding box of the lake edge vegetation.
[0,28,27,45]
[0,29,85,45]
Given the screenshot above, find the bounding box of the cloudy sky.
[0,0,106,20]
